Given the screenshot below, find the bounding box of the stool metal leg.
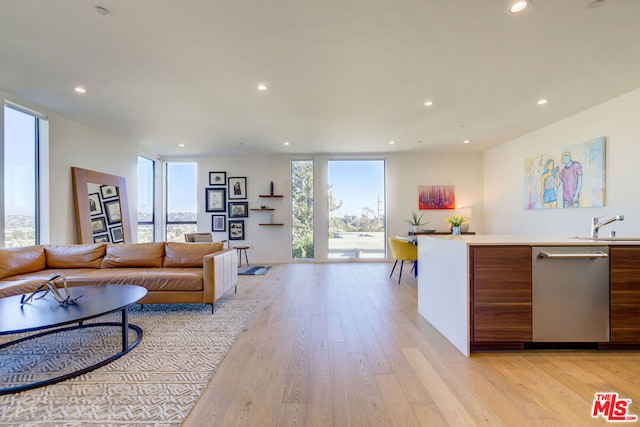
[243,249,249,266]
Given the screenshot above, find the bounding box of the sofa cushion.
[163,242,224,267]
[72,268,204,291]
[0,245,46,280]
[45,244,106,269]
[101,242,165,268]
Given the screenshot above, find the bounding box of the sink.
[573,236,640,242]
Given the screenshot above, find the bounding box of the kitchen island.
[418,235,640,356]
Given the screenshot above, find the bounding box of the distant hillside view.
[166,212,197,242]
[3,215,35,247]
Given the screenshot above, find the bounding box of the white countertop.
[417,234,640,246]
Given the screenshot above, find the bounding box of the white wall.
[49,112,138,244]
[198,152,484,264]
[2,90,139,245]
[484,88,640,237]
[4,92,486,255]
[386,152,484,240]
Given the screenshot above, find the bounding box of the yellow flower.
[445,215,466,226]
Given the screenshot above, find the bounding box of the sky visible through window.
[4,106,36,216]
[166,162,197,217]
[328,160,385,217]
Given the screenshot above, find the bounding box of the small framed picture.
[88,193,103,216]
[209,171,226,186]
[228,220,245,240]
[100,185,118,200]
[205,188,227,212]
[93,233,109,243]
[228,201,249,218]
[91,216,107,234]
[212,215,226,232]
[228,177,247,200]
[110,226,124,243]
[104,200,122,224]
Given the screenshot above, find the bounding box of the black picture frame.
[93,233,109,243]
[104,200,122,224]
[91,216,107,234]
[228,220,245,240]
[88,192,103,216]
[205,188,227,212]
[110,226,124,243]
[228,201,249,218]
[209,171,226,186]
[212,215,226,232]
[100,185,118,200]
[228,176,247,200]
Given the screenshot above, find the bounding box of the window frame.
[1,103,47,247]
[164,161,198,242]
[137,155,157,242]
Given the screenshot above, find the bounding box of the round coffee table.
[0,284,147,395]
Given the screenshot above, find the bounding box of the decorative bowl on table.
[422,229,436,233]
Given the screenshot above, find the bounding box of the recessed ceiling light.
[74,86,86,94]
[424,100,434,107]
[510,1,528,13]
[463,140,470,144]
[257,83,267,91]
[283,141,290,146]
[178,143,185,147]
[537,98,548,105]
[94,6,111,16]
[389,140,395,145]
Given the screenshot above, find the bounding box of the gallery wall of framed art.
[206,172,248,240]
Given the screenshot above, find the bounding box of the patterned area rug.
[238,265,271,275]
[0,301,258,426]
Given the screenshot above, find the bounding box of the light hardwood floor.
[183,263,640,426]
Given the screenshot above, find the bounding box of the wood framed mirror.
[72,167,132,244]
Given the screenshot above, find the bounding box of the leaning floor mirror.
[72,167,132,244]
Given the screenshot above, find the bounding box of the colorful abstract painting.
[418,185,455,210]
[524,136,605,210]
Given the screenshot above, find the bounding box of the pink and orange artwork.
[418,185,455,210]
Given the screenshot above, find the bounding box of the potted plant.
[405,211,428,233]
[445,215,467,235]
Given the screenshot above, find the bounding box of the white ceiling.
[1,0,639,157]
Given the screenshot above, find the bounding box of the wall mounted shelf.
[255,194,285,226]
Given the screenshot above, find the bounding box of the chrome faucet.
[591,215,624,238]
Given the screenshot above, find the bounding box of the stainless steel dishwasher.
[532,246,610,343]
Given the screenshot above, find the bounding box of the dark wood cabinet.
[471,246,532,344]
[609,246,640,343]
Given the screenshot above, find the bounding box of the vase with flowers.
[405,211,428,233]
[445,215,467,235]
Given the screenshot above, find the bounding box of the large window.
[166,162,197,242]
[137,156,155,242]
[2,105,42,247]
[291,159,314,259]
[328,159,385,259]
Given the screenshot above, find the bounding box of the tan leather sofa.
[0,242,238,309]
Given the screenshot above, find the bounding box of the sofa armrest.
[203,248,238,303]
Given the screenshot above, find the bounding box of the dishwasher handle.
[538,251,608,259]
